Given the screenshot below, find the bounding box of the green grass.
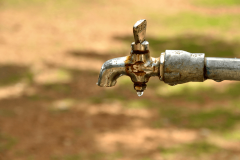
[89,96,104,104]
[1,0,76,8]
[88,89,127,104]
[225,82,240,97]
[27,155,35,160]
[43,83,71,94]
[125,99,155,109]
[164,13,236,29]
[26,94,52,101]
[88,88,154,108]
[222,129,240,140]
[148,12,240,37]
[159,141,220,157]
[154,81,240,103]
[206,82,240,100]
[155,82,214,104]
[0,65,33,86]
[184,141,220,155]
[0,109,16,117]
[51,151,122,160]
[1,0,107,11]
[159,146,180,155]
[140,158,153,160]
[0,0,86,20]
[51,154,82,160]
[231,99,240,109]
[192,0,240,7]
[0,133,17,153]
[154,106,240,131]
[185,95,205,103]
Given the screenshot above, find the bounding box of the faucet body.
[97,19,161,94]
[161,50,205,86]
[97,19,240,95]
[97,43,160,92]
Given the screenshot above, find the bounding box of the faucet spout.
[97,56,128,87]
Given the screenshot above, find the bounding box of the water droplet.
[137,91,144,97]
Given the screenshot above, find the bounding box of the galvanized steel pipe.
[162,50,205,85]
[205,57,240,81]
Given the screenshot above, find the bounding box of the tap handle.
[133,19,147,44]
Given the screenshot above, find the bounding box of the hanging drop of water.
[137,91,144,97]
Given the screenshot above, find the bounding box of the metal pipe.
[205,57,240,81]
[97,18,240,96]
[162,50,205,85]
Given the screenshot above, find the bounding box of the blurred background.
[0,0,240,160]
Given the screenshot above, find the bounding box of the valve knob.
[133,19,147,44]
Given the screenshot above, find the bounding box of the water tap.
[97,19,159,96]
[97,19,240,96]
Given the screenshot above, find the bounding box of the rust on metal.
[123,49,160,92]
[131,50,149,54]
[134,82,147,92]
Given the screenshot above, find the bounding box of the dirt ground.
[0,0,240,160]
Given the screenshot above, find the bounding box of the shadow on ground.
[0,65,33,87]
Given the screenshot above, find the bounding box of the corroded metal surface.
[97,50,160,92]
[97,56,127,87]
[159,52,165,81]
[97,19,160,93]
[131,41,149,51]
[205,57,240,81]
[97,19,240,95]
[125,50,160,92]
[133,19,147,44]
[163,50,205,85]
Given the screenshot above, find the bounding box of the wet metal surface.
[97,56,127,87]
[97,19,160,93]
[131,41,149,51]
[97,50,160,93]
[97,19,240,95]
[125,50,160,92]
[205,57,240,81]
[133,19,147,44]
[163,50,205,85]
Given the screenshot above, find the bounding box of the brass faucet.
[97,19,160,96]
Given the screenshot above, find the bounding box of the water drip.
[137,91,144,97]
